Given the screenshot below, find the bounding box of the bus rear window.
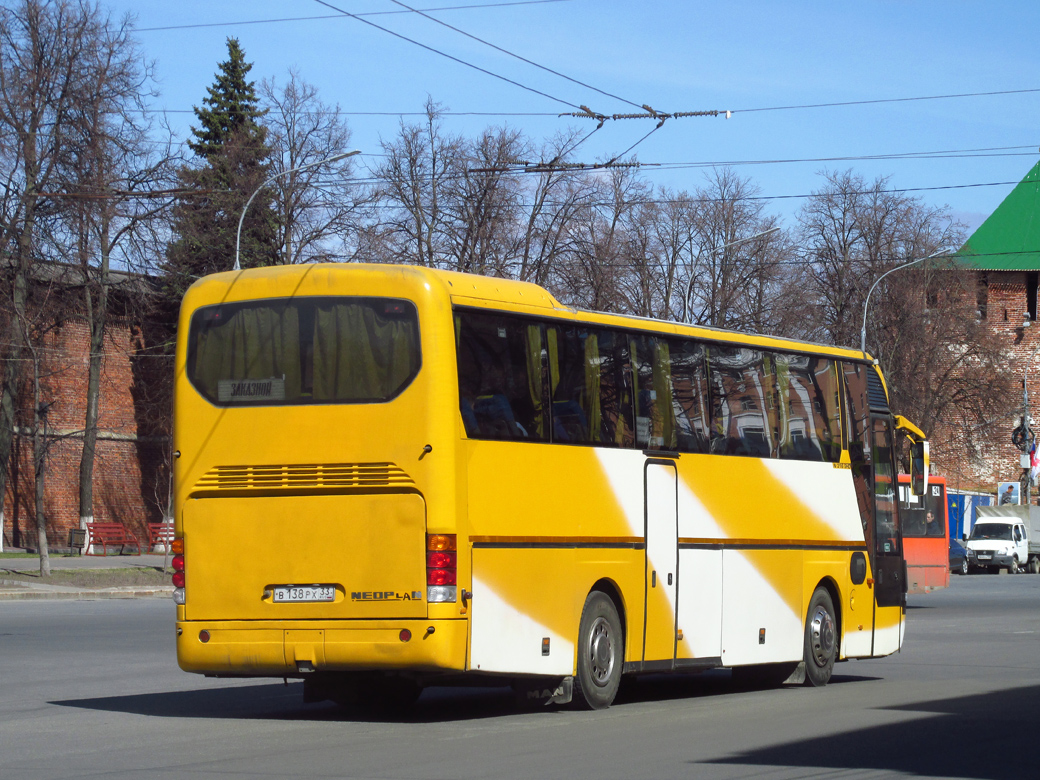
[187,297,421,405]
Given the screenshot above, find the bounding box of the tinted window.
[631,333,674,450]
[774,354,842,463]
[187,297,420,406]
[706,345,773,457]
[546,325,634,447]
[456,311,548,441]
[668,339,710,454]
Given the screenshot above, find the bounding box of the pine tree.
[164,38,277,299]
[188,38,266,160]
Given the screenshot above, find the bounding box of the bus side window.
[545,325,633,447]
[669,338,710,454]
[547,326,592,444]
[630,334,674,450]
[455,311,548,442]
[706,345,772,458]
[774,355,840,463]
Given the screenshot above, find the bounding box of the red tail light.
[172,538,186,596]
[426,551,456,568]
[427,534,457,599]
[427,568,457,586]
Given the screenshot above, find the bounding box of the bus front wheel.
[803,587,837,687]
[573,591,623,710]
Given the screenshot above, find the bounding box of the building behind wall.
[946,159,1040,495]
[1,264,172,551]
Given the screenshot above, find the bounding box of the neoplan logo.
[351,590,423,601]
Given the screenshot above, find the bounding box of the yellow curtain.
[773,355,791,455]
[654,340,675,449]
[584,333,601,442]
[547,327,559,396]
[525,324,545,438]
[193,304,301,399]
[312,303,415,400]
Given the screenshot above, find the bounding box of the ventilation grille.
[194,462,414,493]
[867,369,889,411]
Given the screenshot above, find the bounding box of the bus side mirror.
[910,440,929,496]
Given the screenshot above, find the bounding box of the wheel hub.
[588,616,615,686]
[809,606,835,667]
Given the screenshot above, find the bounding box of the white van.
[966,519,1031,573]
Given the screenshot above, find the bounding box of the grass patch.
[0,567,172,588]
[0,552,41,559]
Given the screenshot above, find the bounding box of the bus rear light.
[427,534,457,602]
[171,537,184,554]
[172,572,186,588]
[172,555,185,572]
[427,534,456,551]
[426,551,456,568]
[399,629,412,642]
[427,586,456,603]
[427,569,457,586]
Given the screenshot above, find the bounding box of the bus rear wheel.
[803,587,837,687]
[573,591,623,710]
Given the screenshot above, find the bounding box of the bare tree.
[0,0,124,556]
[260,68,367,263]
[683,168,784,330]
[796,168,1014,478]
[376,98,461,267]
[442,126,525,276]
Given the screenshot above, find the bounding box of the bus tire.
[803,587,837,688]
[573,591,623,710]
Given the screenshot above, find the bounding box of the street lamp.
[859,250,945,357]
[683,226,780,324]
[233,149,361,272]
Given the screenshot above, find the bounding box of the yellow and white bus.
[172,263,926,709]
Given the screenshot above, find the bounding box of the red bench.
[86,522,142,556]
[147,522,175,551]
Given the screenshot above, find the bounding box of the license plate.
[272,585,335,603]
[977,555,991,560]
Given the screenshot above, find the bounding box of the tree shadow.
[702,684,1040,779]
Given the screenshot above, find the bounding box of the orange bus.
[899,474,949,594]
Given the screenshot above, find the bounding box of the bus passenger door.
[644,460,678,667]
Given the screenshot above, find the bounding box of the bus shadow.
[51,682,524,724]
[701,684,1040,779]
[51,670,885,724]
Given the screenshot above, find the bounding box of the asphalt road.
[2,574,1039,780]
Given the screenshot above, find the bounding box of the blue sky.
[118,0,1040,234]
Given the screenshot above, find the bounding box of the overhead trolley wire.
[733,87,1040,114]
[312,0,583,111]
[384,0,645,112]
[136,0,575,33]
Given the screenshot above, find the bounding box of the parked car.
[949,538,973,575]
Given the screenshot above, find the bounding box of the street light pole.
[859,250,945,357]
[233,149,361,272]
[683,226,780,324]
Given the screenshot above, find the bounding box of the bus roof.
[187,263,876,364]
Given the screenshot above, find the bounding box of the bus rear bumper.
[176,618,468,676]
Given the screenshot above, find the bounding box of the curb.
[0,586,173,601]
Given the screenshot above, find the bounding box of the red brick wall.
[930,271,1040,493]
[3,316,170,550]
